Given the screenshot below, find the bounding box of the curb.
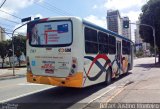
[0,74,26,81]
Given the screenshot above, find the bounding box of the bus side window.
[85,27,98,54]
[85,27,97,42]
[85,42,98,54]
[127,42,131,55]
[108,35,116,54]
[122,40,130,55]
[98,32,108,54]
[122,40,126,54]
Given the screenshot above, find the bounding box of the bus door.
[116,41,121,74]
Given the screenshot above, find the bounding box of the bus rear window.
[28,20,72,47]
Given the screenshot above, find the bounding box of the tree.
[0,35,26,68]
[0,41,9,68]
[5,40,12,67]
[13,35,26,66]
[139,0,160,63]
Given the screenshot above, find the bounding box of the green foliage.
[140,0,160,63]
[139,0,160,49]
[13,35,26,66]
[0,35,26,67]
[13,35,26,57]
[0,41,10,67]
[149,46,154,54]
[136,49,144,58]
[0,41,8,59]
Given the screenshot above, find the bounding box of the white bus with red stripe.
[26,16,134,88]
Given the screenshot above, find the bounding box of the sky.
[0,0,148,41]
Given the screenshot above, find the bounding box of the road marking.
[18,83,43,85]
[0,83,42,89]
[81,86,116,109]
[103,81,134,104]
[0,86,54,103]
[105,87,125,103]
[0,84,17,89]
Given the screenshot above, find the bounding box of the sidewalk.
[109,64,160,103]
[0,67,26,80]
[83,58,160,109]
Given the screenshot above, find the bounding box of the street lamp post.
[11,35,15,76]
[130,23,156,64]
[11,17,31,76]
[153,28,156,64]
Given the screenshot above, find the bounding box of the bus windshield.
[28,20,72,46]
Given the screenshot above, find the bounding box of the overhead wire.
[34,2,66,16]
[45,0,74,15]
[0,0,75,37]
[0,22,15,27]
[0,16,20,24]
[0,0,6,8]
[0,26,12,38]
[0,0,26,37]
[42,1,72,16]
[0,10,22,20]
[34,1,72,16]
[1,29,20,36]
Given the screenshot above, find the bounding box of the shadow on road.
[112,72,132,82]
[6,73,131,109]
[134,63,160,68]
[7,83,106,109]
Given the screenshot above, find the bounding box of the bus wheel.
[105,68,112,85]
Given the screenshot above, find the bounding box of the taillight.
[26,56,31,72]
[69,57,78,76]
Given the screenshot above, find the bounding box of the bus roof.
[30,16,134,44]
[82,19,134,43]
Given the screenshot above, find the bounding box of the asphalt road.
[0,57,157,109]
[0,77,117,109]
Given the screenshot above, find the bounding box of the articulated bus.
[26,16,134,88]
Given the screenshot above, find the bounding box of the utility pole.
[130,23,156,64]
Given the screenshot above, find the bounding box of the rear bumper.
[26,72,83,88]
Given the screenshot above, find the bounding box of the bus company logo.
[65,48,71,52]
[58,48,65,52]
[58,48,71,53]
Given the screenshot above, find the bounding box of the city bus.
[26,16,134,88]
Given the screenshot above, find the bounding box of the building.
[107,10,131,39]
[122,17,131,39]
[107,10,122,35]
[0,27,5,41]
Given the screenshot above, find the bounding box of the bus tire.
[105,68,112,85]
